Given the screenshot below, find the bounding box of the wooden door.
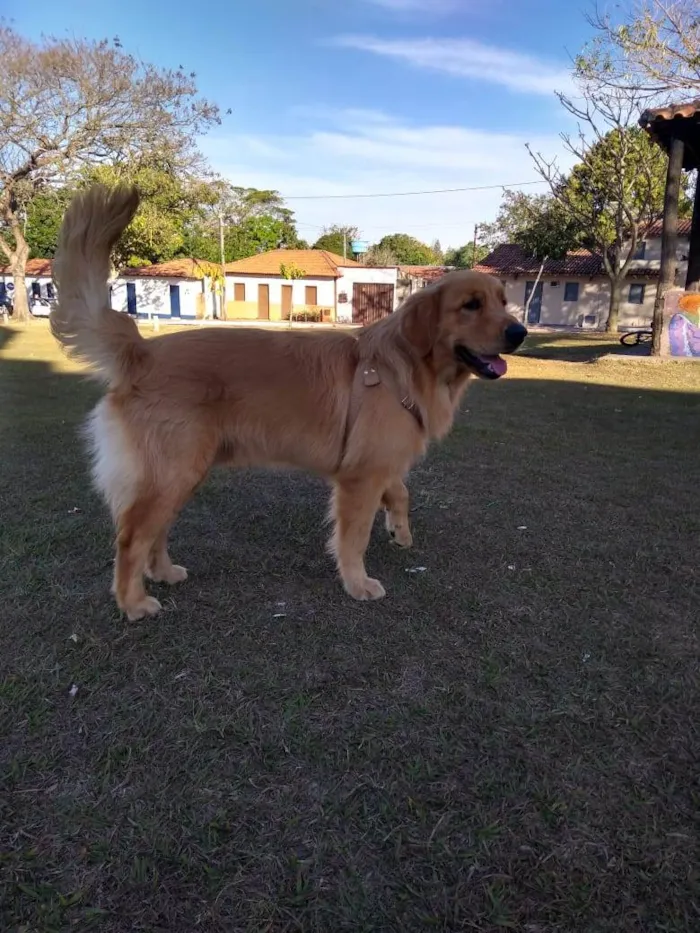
[352,283,394,325]
[257,284,270,320]
[281,284,293,319]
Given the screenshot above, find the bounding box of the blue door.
[126,282,137,316]
[169,284,181,317]
[524,281,543,325]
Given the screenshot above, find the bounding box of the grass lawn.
[1,321,699,932]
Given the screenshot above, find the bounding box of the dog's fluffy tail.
[51,184,150,388]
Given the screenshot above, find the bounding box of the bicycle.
[620,329,652,346]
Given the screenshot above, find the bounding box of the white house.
[0,258,55,307]
[474,219,691,330]
[224,249,398,325]
[111,259,220,321]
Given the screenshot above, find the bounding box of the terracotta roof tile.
[122,258,221,279]
[639,98,700,169]
[0,258,53,276]
[399,265,450,282]
[644,218,692,238]
[225,249,361,278]
[474,243,660,279]
[640,97,700,123]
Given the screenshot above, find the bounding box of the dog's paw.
[147,564,188,585]
[344,576,386,601]
[125,596,162,622]
[385,511,413,548]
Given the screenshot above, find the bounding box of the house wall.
[503,276,657,330]
[111,276,211,319]
[0,272,54,302]
[224,267,398,323]
[224,275,335,321]
[335,267,398,323]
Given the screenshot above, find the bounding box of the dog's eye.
[463,298,481,311]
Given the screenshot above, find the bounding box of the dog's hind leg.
[381,478,412,548]
[113,471,206,621]
[328,474,388,601]
[146,525,188,585]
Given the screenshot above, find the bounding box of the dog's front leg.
[328,476,387,600]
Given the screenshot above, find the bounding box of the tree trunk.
[686,172,700,292]
[652,135,684,356]
[8,230,31,324]
[606,277,622,333]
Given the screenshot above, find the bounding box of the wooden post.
[652,136,684,355]
[686,173,700,292]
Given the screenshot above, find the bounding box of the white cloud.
[331,35,575,97]
[200,109,575,249]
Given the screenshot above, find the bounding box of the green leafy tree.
[24,188,73,259]
[313,225,360,257]
[186,182,302,261]
[431,239,445,263]
[479,191,582,260]
[375,234,436,265]
[444,242,491,268]
[0,25,219,321]
[84,161,216,267]
[528,89,690,332]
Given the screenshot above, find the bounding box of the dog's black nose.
[504,322,528,350]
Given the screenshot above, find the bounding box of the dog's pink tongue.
[483,355,507,377]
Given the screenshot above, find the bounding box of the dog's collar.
[362,365,424,431]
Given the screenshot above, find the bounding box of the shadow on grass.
[2,336,700,933]
[519,331,650,362]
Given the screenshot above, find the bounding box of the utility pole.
[218,213,226,320]
[343,231,347,260]
[471,223,478,268]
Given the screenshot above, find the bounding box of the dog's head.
[401,269,527,379]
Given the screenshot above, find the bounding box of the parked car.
[30,297,55,318]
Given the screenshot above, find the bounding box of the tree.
[84,161,216,267]
[363,244,398,266]
[431,239,444,263]
[0,26,219,320]
[444,243,490,268]
[24,188,73,259]
[313,225,360,258]
[375,234,437,265]
[479,190,582,260]
[576,0,700,97]
[527,89,687,332]
[186,182,302,262]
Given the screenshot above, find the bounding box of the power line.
[284,180,546,201]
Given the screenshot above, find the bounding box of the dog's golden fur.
[51,184,524,620]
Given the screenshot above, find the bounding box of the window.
[564,282,579,302]
[31,281,41,299]
[305,285,317,305]
[632,241,646,260]
[234,283,245,301]
[46,282,55,299]
[628,283,645,304]
[550,281,559,287]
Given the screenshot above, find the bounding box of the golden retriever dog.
[50,185,527,621]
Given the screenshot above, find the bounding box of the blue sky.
[7,0,600,248]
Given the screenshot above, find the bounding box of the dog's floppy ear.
[401,286,440,357]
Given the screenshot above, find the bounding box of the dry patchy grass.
[1,321,699,932]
